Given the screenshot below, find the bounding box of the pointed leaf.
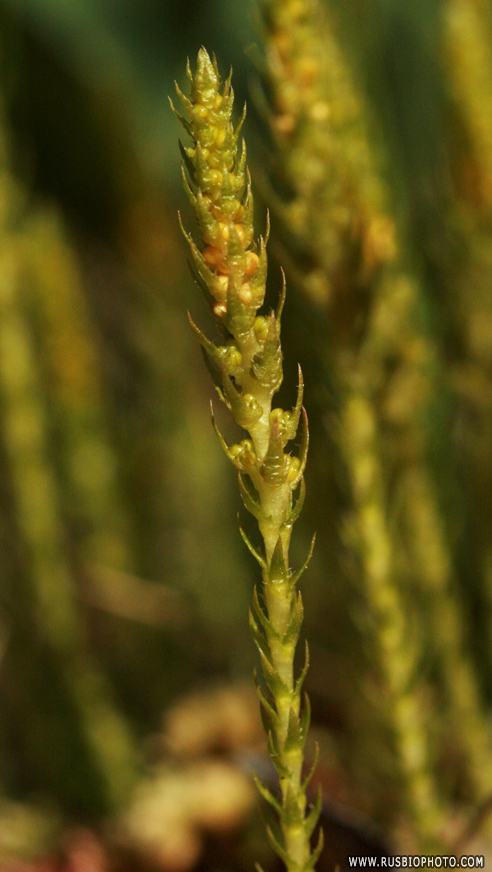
[290,533,316,588]
[276,266,286,324]
[295,640,310,696]
[222,369,263,429]
[196,188,219,244]
[269,535,288,583]
[264,813,288,857]
[242,178,254,240]
[188,312,224,369]
[299,692,311,746]
[258,705,273,744]
[223,63,233,94]
[209,402,243,469]
[180,163,197,210]
[254,773,283,817]
[169,97,192,134]
[260,648,290,699]
[219,165,241,215]
[290,533,316,587]
[179,213,215,292]
[224,272,257,341]
[174,80,192,113]
[266,826,291,867]
[249,609,271,662]
[302,827,324,872]
[192,47,220,98]
[233,103,247,147]
[285,365,304,441]
[223,86,235,121]
[202,349,225,392]
[252,312,283,390]
[228,219,248,262]
[284,782,304,829]
[262,417,288,486]
[282,592,304,648]
[238,522,267,569]
[267,731,291,779]
[194,140,212,189]
[285,707,302,754]
[178,139,197,183]
[289,407,309,489]
[250,234,268,306]
[255,687,279,737]
[253,586,280,641]
[210,51,220,79]
[185,258,215,309]
[239,474,264,521]
[235,138,248,192]
[288,478,306,526]
[302,741,320,792]
[304,785,323,841]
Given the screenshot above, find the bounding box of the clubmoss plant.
[172,48,322,871]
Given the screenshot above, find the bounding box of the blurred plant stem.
[23,207,135,572]
[441,0,492,705]
[0,118,137,814]
[443,0,492,215]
